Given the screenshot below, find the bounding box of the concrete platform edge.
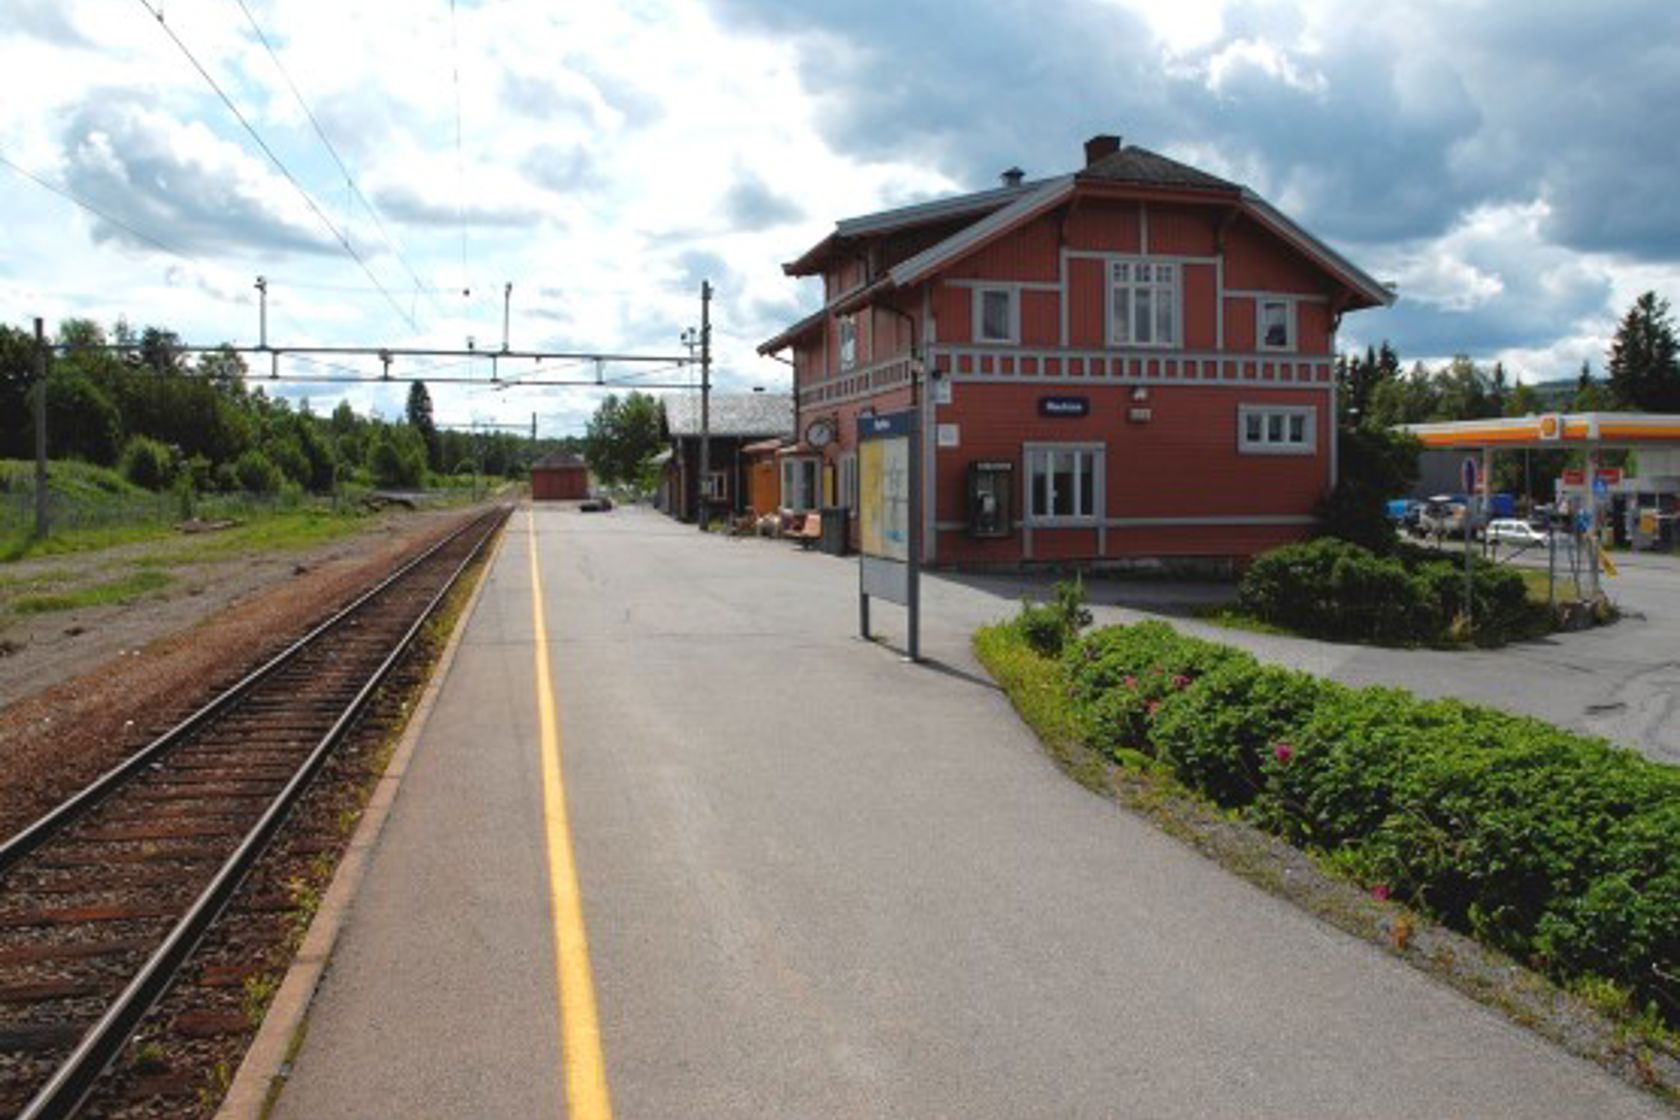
[216,518,510,1120]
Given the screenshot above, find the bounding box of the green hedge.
[1055,619,1680,1022]
[1235,537,1537,645]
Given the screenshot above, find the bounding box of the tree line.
[1321,291,1679,550]
[1337,290,1680,428]
[0,318,563,496]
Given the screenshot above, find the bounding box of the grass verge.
[11,568,175,614]
[974,619,1680,1105]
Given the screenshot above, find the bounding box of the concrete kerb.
[216,517,510,1120]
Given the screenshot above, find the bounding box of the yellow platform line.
[528,509,613,1119]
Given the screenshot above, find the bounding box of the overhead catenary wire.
[134,0,421,335]
[231,0,448,323]
[0,149,322,348]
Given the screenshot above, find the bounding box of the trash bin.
[819,506,850,555]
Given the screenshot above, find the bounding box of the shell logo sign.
[1538,414,1562,441]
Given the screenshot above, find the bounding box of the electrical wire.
[0,149,191,259]
[231,0,448,322]
[135,0,420,334]
[0,147,328,349]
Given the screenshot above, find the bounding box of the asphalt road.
[272,505,1672,1117]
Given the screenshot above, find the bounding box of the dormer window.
[1108,260,1178,347]
[975,287,1017,344]
[839,315,857,370]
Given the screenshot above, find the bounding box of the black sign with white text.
[1038,395,1090,418]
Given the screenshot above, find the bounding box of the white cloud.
[1,0,1678,428]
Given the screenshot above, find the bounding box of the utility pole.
[698,280,713,532]
[32,318,48,540]
[255,275,268,348]
[501,282,512,353]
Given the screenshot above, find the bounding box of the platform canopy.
[1400,412,1680,450]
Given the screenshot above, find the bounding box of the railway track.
[0,504,510,1118]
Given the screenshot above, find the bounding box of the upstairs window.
[1258,299,1294,350]
[1108,260,1178,347]
[838,315,857,370]
[974,287,1017,344]
[1238,405,1316,455]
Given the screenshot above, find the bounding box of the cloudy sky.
[2,0,1677,434]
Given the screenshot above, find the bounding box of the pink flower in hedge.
[1172,674,1192,690]
[1146,700,1161,717]
[1272,741,1294,765]
[1371,884,1392,901]
[1123,675,1137,690]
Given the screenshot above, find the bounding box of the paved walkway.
[269,505,1671,1117]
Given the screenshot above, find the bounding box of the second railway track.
[0,504,510,1119]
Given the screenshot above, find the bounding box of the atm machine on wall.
[967,460,1014,538]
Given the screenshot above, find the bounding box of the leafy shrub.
[1048,619,1680,1024]
[117,435,175,491]
[1149,661,1329,809]
[1013,577,1094,657]
[1239,537,1537,646]
[1065,622,1252,756]
[233,449,283,495]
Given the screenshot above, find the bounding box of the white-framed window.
[838,452,858,511]
[1108,260,1178,347]
[1257,298,1294,351]
[974,286,1017,344]
[838,315,857,371]
[1238,404,1316,455]
[780,456,820,512]
[703,470,729,501]
[1025,443,1103,524]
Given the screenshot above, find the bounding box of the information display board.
[858,410,913,606]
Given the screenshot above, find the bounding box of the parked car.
[1416,496,1470,539]
[1486,518,1549,547]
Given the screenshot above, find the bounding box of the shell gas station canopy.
[1401,412,1680,451]
[1398,412,1680,598]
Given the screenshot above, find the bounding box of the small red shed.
[530,451,590,501]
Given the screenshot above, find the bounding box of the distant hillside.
[1525,378,1580,409]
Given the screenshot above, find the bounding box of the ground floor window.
[1025,443,1102,524]
[780,456,820,512]
[702,470,729,501]
[1238,404,1316,454]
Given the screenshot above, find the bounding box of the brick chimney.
[1084,134,1122,166]
[1000,166,1024,187]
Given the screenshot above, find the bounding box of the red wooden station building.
[759,134,1394,567]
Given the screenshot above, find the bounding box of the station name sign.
[858,411,913,440]
[1038,395,1089,418]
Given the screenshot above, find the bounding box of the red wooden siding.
[1147,204,1218,256]
[1063,199,1141,253]
[1223,220,1325,294]
[955,214,1061,282]
[1066,258,1106,348]
[1182,264,1217,351]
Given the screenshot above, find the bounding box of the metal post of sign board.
[1461,455,1477,633]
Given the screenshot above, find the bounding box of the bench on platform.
[787,512,822,549]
